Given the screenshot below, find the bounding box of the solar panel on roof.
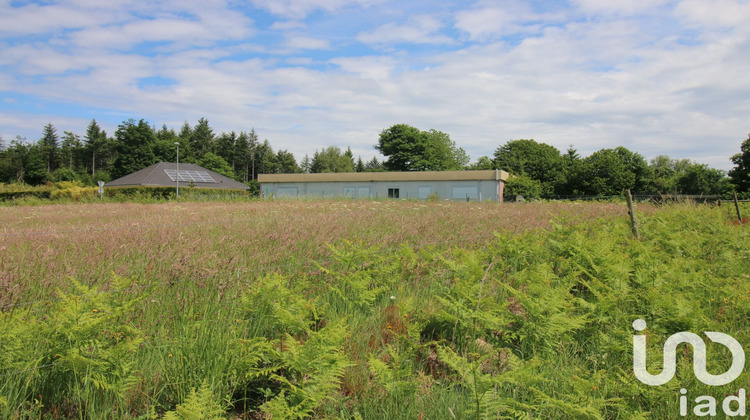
[164,169,217,183]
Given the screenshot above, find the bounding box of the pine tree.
[112,119,156,179]
[365,156,383,172]
[85,120,108,177]
[300,154,312,173]
[191,118,214,159]
[39,123,60,173]
[234,130,258,182]
[60,131,84,171]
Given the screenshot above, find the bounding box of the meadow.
[1,199,748,419]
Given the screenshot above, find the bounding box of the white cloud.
[0,3,107,35]
[270,20,307,30]
[250,0,383,19]
[1,0,748,171]
[357,15,454,45]
[674,0,750,28]
[330,56,396,80]
[454,1,544,41]
[570,0,673,16]
[68,11,253,50]
[282,35,331,50]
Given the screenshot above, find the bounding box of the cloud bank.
[1,0,749,170]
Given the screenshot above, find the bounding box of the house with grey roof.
[106,162,250,190]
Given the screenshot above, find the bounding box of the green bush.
[504,174,542,201]
[51,168,78,182]
[105,186,250,201]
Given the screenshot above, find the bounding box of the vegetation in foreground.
[0,201,748,418]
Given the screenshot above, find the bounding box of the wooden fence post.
[626,190,641,240]
[734,192,743,223]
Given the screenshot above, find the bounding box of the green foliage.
[85,119,111,178]
[729,132,750,192]
[572,147,652,195]
[494,139,565,197]
[105,186,249,201]
[112,119,157,179]
[52,167,79,182]
[435,345,538,419]
[310,146,355,173]
[376,124,468,171]
[198,152,236,179]
[503,174,542,201]
[468,155,494,170]
[0,275,144,418]
[259,324,351,419]
[49,185,98,201]
[314,241,401,316]
[650,155,733,195]
[3,203,750,418]
[163,381,225,420]
[39,123,61,173]
[189,118,215,159]
[276,149,301,174]
[241,273,318,338]
[24,144,49,185]
[0,186,52,201]
[364,156,384,172]
[675,163,732,195]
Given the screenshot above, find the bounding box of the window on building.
[388,188,400,199]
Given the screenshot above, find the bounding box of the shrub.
[50,186,98,201]
[51,168,79,182]
[504,174,542,201]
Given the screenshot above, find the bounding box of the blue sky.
[1,0,749,170]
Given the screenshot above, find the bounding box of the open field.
[0,200,628,308]
[1,200,748,419]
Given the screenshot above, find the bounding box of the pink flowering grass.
[1,200,631,307]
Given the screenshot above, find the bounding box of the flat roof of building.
[258,169,509,183]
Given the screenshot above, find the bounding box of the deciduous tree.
[493,139,565,197]
[376,124,468,171]
[729,133,750,193]
[570,147,652,196]
[198,152,235,179]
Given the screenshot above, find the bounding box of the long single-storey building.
[258,169,509,202]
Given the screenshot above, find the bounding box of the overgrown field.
[1,200,748,419]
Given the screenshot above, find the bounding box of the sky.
[1,0,749,170]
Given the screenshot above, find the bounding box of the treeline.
[374,124,750,198]
[483,138,750,199]
[0,118,386,188]
[2,119,748,198]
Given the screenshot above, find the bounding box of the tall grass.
[1,200,747,418]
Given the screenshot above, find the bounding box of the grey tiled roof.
[106,162,250,190]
